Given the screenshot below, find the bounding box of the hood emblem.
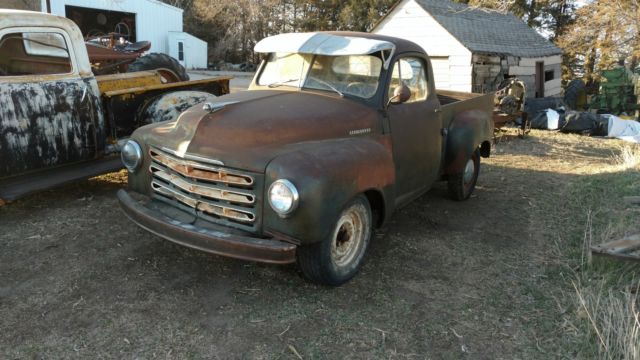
[202,101,238,113]
[349,128,372,136]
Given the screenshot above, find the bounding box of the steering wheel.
[114,22,131,40]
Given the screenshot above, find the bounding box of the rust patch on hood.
[140,90,381,172]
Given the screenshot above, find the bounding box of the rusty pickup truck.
[118,32,493,285]
[0,10,229,203]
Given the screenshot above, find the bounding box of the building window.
[545,70,554,82]
[178,42,184,61]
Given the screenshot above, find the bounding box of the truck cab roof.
[254,31,427,69]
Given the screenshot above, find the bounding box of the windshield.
[258,52,383,99]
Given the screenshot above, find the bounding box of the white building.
[39,0,207,69]
[372,0,563,98]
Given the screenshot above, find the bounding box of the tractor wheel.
[128,53,189,83]
[564,79,588,111]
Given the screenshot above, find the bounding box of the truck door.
[387,57,443,204]
[0,28,98,178]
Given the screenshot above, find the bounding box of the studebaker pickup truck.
[118,32,494,285]
[0,10,229,203]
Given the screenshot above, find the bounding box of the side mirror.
[388,84,411,106]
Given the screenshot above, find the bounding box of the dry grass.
[557,142,640,359]
[572,276,640,360]
[615,144,640,171]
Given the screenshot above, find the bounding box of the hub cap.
[463,158,475,184]
[330,204,366,268]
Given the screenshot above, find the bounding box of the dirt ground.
[0,130,627,359]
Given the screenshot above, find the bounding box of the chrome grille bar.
[149,147,258,226]
[150,165,255,205]
[149,149,253,187]
[151,182,256,223]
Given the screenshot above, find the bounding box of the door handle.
[434,108,442,113]
[80,84,88,103]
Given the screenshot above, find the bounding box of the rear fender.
[445,109,492,175]
[263,137,395,245]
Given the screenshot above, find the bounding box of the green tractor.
[564,66,640,119]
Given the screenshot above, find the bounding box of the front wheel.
[448,149,480,201]
[297,195,372,286]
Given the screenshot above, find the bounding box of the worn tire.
[128,53,189,82]
[297,195,372,286]
[448,149,480,201]
[564,79,587,111]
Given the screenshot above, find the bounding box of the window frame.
[0,26,78,81]
[388,55,430,104]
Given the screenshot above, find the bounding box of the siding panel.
[373,0,472,91]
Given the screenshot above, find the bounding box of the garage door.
[429,56,450,90]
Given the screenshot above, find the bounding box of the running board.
[0,156,123,202]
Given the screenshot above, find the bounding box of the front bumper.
[117,189,296,264]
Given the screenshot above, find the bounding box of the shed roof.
[390,0,563,58]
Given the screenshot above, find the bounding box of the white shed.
[372,0,563,98]
[168,31,207,69]
[37,0,207,69]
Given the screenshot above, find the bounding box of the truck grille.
[148,148,261,231]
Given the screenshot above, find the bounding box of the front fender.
[263,137,395,245]
[445,109,493,175]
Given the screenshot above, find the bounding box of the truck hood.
[140,90,380,173]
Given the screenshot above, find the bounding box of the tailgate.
[438,90,494,129]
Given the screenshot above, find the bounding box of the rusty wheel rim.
[331,204,366,268]
[156,68,181,83]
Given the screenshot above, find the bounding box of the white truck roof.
[255,32,395,68]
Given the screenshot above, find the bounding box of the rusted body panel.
[263,137,396,244]
[120,32,494,264]
[0,76,104,177]
[95,71,162,93]
[134,89,378,172]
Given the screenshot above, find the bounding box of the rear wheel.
[448,149,480,201]
[297,195,372,286]
[127,53,189,83]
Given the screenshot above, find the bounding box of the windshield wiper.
[267,78,300,88]
[307,77,344,97]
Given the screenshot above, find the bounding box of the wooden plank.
[591,234,640,261]
[624,196,640,205]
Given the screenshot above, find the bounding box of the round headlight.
[268,179,299,216]
[121,140,143,172]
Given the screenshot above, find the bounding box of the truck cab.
[118,32,493,285]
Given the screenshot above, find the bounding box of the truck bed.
[437,89,494,128]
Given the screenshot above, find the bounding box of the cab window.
[0,31,72,76]
[389,57,428,103]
